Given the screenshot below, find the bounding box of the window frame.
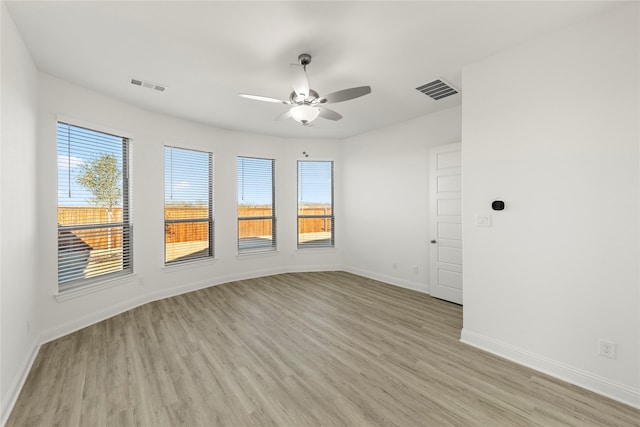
[164,145,214,266]
[236,156,277,254]
[56,121,133,292]
[297,160,335,249]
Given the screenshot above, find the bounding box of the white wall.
[0,60,463,420]
[342,107,461,292]
[4,1,638,419]
[35,73,343,343]
[461,4,640,408]
[0,2,40,421]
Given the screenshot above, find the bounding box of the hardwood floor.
[7,272,640,426]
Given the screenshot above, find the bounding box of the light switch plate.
[476,215,491,227]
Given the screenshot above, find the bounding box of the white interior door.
[429,143,462,304]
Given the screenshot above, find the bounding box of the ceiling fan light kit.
[239,53,371,126]
[290,105,319,125]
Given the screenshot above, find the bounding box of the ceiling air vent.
[416,79,458,100]
[130,77,167,92]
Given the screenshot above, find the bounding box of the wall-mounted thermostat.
[492,200,505,211]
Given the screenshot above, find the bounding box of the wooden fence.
[58,206,332,247]
[58,207,124,250]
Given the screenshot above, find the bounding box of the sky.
[298,160,333,206]
[57,122,125,208]
[58,123,332,209]
[237,156,273,206]
[165,146,211,206]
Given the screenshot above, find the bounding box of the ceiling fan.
[239,53,372,126]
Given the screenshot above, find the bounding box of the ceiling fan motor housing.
[290,89,319,105]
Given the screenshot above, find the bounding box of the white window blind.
[57,122,132,290]
[237,156,276,253]
[165,146,213,264]
[298,161,334,248]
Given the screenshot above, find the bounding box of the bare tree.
[76,154,122,248]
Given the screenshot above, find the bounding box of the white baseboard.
[0,264,381,425]
[287,264,344,273]
[460,329,640,410]
[39,293,150,345]
[40,266,289,345]
[342,265,429,295]
[1,336,41,427]
[40,265,344,347]
[6,270,638,425]
[3,266,297,425]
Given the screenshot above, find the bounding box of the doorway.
[429,143,462,304]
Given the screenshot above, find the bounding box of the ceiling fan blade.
[290,64,310,97]
[319,86,371,104]
[318,108,343,121]
[239,93,289,104]
[274,110,292,121]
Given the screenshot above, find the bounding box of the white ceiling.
[6,1,619,139]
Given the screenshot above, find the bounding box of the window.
[165,146,213,264]
[237,156,276,253]
[298,161,334,248]
[57,122,132,290]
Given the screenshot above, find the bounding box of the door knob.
[430,240,437,244]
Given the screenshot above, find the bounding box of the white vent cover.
[416,79,458,100]
[130,77,167,92]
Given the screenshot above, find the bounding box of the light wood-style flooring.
[7,272,640,426]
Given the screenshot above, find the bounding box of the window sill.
[296,247,337,253]
[56,273,137,302]
[163,257,217,272]
[236,250,279,260]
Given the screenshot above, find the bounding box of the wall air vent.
[130,77,167,92]
[416,79,458,100]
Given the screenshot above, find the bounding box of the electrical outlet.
[598,339,616,359]
[138,276,145,287]
[392,262,398,271]
[412,265,419,274]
